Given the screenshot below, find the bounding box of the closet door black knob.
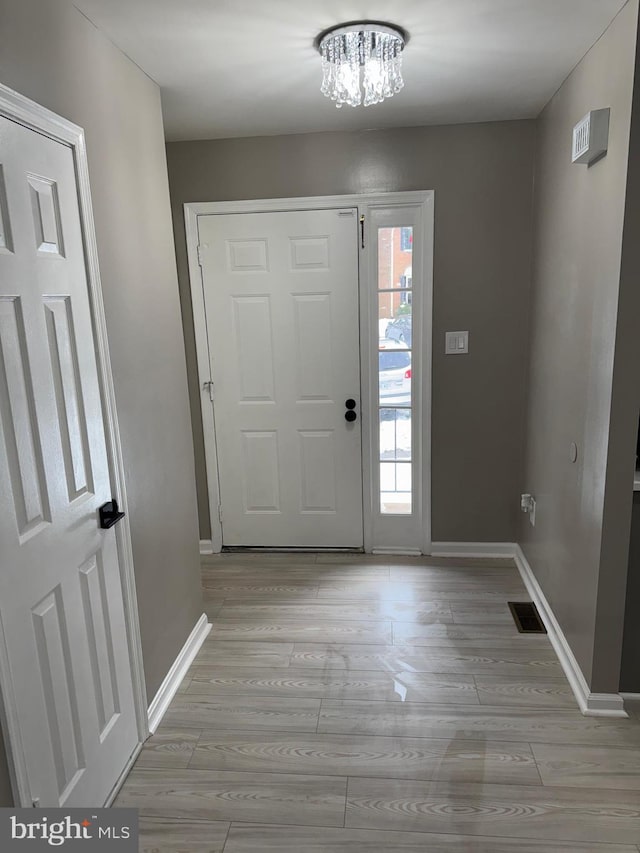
[345,399,356,409]
[99,499,125,529]
[345,410,357,423]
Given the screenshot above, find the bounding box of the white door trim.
[185,191,434,555]
[0,83,149,806]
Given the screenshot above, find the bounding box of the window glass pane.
[378,227,413,289]
[377,224,415,519]
[380,409,411,461]
[379,341,411,407]
[379,350,411,370]
[378,294,412,343]
[380,462,412,515]
[400,227,413,252]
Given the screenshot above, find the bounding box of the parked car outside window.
[385,315,412,347]
[379,338,411,408]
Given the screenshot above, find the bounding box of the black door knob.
[345,410,357,423]
[345,399,356,410]
[99,499,126,529]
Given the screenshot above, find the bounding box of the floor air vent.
[508,601,546,634]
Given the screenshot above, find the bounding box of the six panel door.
[0,115,139,806]
[199,209,364,547]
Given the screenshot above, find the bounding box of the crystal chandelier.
[317,22,407,108]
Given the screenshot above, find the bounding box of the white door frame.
[0,83,149,807]
[185,191,434,555]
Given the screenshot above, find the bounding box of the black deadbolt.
[345,399,357,410]
[345,410,357,423]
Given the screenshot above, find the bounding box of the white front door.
[198,209,363,547]
[0,116,139,806]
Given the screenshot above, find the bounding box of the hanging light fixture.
[316,22,407,108]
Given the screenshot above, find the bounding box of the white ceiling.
[75,0,627,141]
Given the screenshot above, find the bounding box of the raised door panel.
[79,553,120,738]
[27,175,64,257]
[240,431,281,513]
[0,165,12,253]
[226,239,269,273]
[298,430,337,513]
[44,296,94,503]
[293,293,333,402]
[32,586,85,803]
[232,296,275,403]
[290,236,329,270]
[0,295,51,540]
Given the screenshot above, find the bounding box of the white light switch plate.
[445,331,469,354]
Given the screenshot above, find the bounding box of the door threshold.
[222,546,365,554]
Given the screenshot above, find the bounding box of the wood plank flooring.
[115,552,640,852]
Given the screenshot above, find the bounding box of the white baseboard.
[430,542,517,559]
[147,613,211,733]
[621,693,640,713]
[514,545,627,718]
[199,539,214,555]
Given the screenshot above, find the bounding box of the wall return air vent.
[572,108,610,165]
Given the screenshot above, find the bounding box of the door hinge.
[197,244,203,266]
[203,380,214,402]
[218,505,223,523]
[359,214,365,249]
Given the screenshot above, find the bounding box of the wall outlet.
[521,493,536,526]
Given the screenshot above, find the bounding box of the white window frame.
[185,191,434,556]
[368,207,426,552]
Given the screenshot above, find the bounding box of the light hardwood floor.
[115,553,640,852]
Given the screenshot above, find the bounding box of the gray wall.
[0,0,203,803]
[519,0,639,692]
[166,120,536,543]
[621,494,640,691]
[613,9,640,693]
[0,729,10,809]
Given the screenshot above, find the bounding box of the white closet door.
[0,115,138,806]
